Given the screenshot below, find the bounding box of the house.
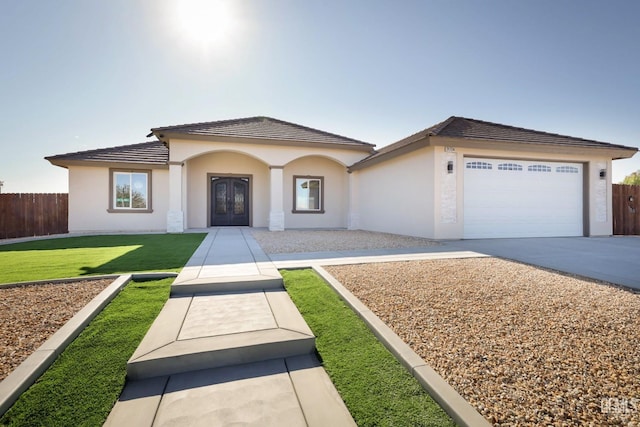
[46,116,637,239]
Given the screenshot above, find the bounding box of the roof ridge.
[426,116,457,136]
[150,116,266,133]
[45,140,162,160]
[262,117,374,146]
[368,115,457,157]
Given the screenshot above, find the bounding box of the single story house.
[46,116,637,239]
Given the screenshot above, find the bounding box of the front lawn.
[0,234,206,283]
[282,269,455,427]
[0,278,173,427]
[0,233,205,425]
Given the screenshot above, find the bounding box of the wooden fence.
[613,184,640,235]
[0,193,68,239]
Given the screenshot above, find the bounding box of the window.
[466,161,492,170]
[528,164,551,172]
[498,163,523,171]
[556,166,579,174]
[293,176,324,213]
[109,170,152,212]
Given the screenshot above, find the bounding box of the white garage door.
[463,158,583,238]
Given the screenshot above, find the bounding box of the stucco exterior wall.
[169,138,371,167]
[67,166,169,233]
[186,152,270,228]
[283,156,349,228]
[353,143,615,240]
[353,146,435,238]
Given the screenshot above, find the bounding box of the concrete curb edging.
[312,265,491,427]
[0,272,178,417]
[0,275,121,289]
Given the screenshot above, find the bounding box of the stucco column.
[269,166,285,231]
[347,171,360,230]
[167,161,184,233]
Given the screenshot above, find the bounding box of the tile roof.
[351,116,637,169]
[150,116,374,148]
[46,141,168,165]
[432,116,636,150]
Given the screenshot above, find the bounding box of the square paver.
[178,292,277,340]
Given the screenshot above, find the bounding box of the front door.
[211,177,250,226]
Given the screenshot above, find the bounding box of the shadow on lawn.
[1,234,206,275]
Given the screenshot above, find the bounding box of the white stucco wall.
[353,146,436,238]
[353,143,615,239]
[283,156,349,228]
[186,151,270,228]
[67,166,169,233]
[169,138,370,168]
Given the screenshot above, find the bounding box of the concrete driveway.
[446,236,640,290]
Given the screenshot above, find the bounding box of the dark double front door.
[211,177,250,226]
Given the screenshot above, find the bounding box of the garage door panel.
[463,158,583,238]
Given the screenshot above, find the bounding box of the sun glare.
[173,0,237,51]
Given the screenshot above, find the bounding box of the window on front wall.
[293,176,324,213]
[109,170,152,212]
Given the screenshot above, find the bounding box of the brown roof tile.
[46,141,168,165]
[433,116,636,150]
[350,116,637,169]
[150,116,374,148]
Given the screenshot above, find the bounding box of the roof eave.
[45,158,168,169]
[432,135,639,159]
[349,135,431,171]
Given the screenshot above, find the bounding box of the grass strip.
[0,234,206,283]
[282,269,455,427]
[0,278,173,427]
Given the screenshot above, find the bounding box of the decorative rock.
[327,258,640,426]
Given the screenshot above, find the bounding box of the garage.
[463,157,584,238]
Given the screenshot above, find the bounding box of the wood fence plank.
[0,194,69,239]
[612,184,640,235]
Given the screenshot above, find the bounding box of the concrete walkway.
[102,229,640,426]
[105,228,356,427]
[103,228,493,427]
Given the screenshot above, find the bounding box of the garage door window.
[528,165,551,172]
[466,161,492,169]
[557,166,579,174]
[498,163,523,171]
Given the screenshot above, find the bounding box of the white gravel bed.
[325,258,640,426]
[250,229,439,254]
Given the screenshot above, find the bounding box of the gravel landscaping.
[325,258,640,426]
[251,229,439,254]
[0,279,113,381]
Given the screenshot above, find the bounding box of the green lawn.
[282,269,455,427]
[0,234,206,426]
[0,234,206,283]
[0,278,173,427]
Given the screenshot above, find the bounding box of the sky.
[1,0,639,193]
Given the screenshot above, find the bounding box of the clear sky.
[1,0,639,193]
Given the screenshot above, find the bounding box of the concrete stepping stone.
[127,289,315,380]
[106,355,355,427]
